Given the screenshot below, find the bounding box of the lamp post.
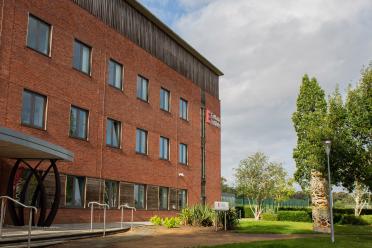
[324,140,335,243]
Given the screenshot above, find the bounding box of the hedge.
[261,213,278,221]
[278,207,372,215]
[277,211,312,222]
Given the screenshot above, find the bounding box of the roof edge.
[126,0,224,76]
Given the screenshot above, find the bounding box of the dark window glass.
[66,175,85,208]
[179,143,188,164]
[27,15,51,55]
[159,136,169,160]
[136,129,148,154]
[159,187,168,210]
[137,76,148,101]
[73,40,91,74]
[21,90,46,129]
[70,106,88,139]
[108,59,123,89]
[106,118,121,148]
[178,189,187,209]
[179,98,188,120]
[160,88,170,111]
[104,180,119,208]
[134,184,145,209]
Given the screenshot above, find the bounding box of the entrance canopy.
[0,126,73,161]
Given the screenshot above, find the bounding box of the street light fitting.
[324,140,331,156]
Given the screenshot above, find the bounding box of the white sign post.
[214,201,229,231]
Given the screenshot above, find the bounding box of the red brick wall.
[0,0,221,222]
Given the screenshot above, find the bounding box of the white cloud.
[172,0,372,185]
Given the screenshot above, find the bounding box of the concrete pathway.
[51,225,319,248]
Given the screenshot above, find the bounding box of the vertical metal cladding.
[72,0,220,98]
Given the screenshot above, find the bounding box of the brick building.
[0,0,222,223]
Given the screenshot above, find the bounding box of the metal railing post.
[88,202,109,237]
[118,204,136,231]
[0,196,37,248]
[0,198,5,238]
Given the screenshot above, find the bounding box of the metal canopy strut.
[6,159,61,227]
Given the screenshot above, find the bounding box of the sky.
[139,0,372,187]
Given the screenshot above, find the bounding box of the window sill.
[26,46,51,58]
[69,135,89,142]
[137,97,149,104]
[21,123,46,131]
[179,117,190,123]
[106,144,122,150]
[72,67,92,78]
[179,162,189,166]
[160,108,172,115]
[159,157,170,162]
[108,83,124,92]
[136,152,148,156]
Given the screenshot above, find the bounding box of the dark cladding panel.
[146,185,158,210]
[86,177,102,206]
[119,182,134,207]
[72,0,220,98]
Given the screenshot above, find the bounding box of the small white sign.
[214,201,229,211]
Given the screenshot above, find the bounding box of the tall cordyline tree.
[292,75,330,233]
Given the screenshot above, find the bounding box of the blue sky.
[138,0,372,189]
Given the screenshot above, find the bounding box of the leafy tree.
[292,75,330,232]
[345,65,372,191]
[272,168,295,211]
[221,177,236,194]
[234,152,287,220]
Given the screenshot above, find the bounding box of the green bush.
[243,206,255,218]
[261,213,278,221]
[337,214,368,225]
[179,207,193,225]
[217,208,239,230]
[163,217,181,228]
[178,204,215,227]
[277,211,311,222]
[149,215,162,225]
[360,215,372,225]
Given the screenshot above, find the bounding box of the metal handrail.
[87,202,109,237]
[0,196,38,248]
[118,204,136,230]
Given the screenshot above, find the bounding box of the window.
[104,180,119,208]
[66,175,85,208]
[159,136,169,160]
[160,88,170,111]
[179,98,188,120]
[137,76,148,102]
[134,184,145,209]
[159,187,169,210]
[70,106,88,140]
[136,129,148,154]
[179,143,188,164]
[108,59,123,89]
[27,15,51,55]
[73,40,91,75]
[178,189,187,209]
[106,118,121,148]
[21,90,47,129]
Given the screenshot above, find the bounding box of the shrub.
[163,217,181,228]
[261,213,278,221]
[337,214,368,225]
[217,208,239,230]
[243,206,255,218]
[179,207,193,225]
[360,215,372,225]
[149,215,162,225]
[277,211,311,222]
[189,205,215,227]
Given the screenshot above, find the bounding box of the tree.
[221,177,236,194]
[234,152,287,220]
[352,181,369,216]
[273,175,295,212]
[345,65,372,191]
[292,75,330,233]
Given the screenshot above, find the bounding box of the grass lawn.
[202,236,372,248]
[236,219,372,235]
[204,219,372,247]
